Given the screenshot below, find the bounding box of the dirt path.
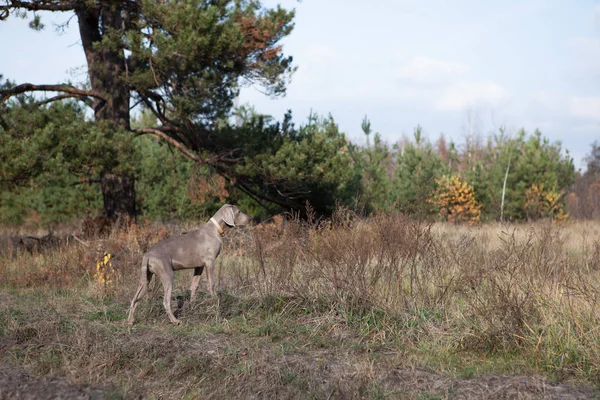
[1,361,597,399]
[0,364,129,400]
[381,368,599,399]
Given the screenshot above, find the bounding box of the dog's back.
[145,224,222,271]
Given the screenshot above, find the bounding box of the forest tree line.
[1,93,597,225]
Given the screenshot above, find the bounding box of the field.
[2,211,600,399]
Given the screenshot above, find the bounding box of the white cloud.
[525,92,600,124]
[570,97,600,120]
[396,56,470,82]
[595,4,600,29]
[436,81,508,111]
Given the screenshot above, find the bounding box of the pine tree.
[0,0,295,217]
[393,126,445,216]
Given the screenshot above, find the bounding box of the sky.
[1,0,599,170]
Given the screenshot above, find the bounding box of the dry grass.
[1,211,600,398]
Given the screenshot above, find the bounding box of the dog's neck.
[209,217,225,236]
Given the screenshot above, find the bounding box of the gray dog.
[127,204,251,325]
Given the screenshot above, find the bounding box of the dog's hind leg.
[127,256,153,325]
[154,263,180,325]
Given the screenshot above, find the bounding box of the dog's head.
[218,204,251,228]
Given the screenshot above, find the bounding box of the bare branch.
[276,187,311,199]
[0,171,35,187]
[0,83,106,105]
[232,179,275,211]
[34,93,93,107]
[135,127,202,162]
[135,127,243,167]
[139,93,170,127]
[235,178,294,210]
[0,0,78,19]
[71,177,101,187]
[71,232,90,247]
[136,95,207,151]
[129,98,144,110]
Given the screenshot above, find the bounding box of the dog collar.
[210,217,224,236]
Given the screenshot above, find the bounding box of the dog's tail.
[140,254,151,287]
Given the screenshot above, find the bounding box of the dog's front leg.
[206,260,216,296]
[190,266,204,301]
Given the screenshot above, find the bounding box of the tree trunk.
[77,6,135,219]
[500,151,511,223]
[101,174,136,219]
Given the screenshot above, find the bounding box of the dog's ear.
[223,205,237,227]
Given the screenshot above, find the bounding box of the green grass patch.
[84,306,125,322]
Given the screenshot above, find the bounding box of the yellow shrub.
[524,184,568,221]
[429,175,481,224]
[95,252,115,286]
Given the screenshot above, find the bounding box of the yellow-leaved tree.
[523,184,568,221]
[430,175,481,224]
